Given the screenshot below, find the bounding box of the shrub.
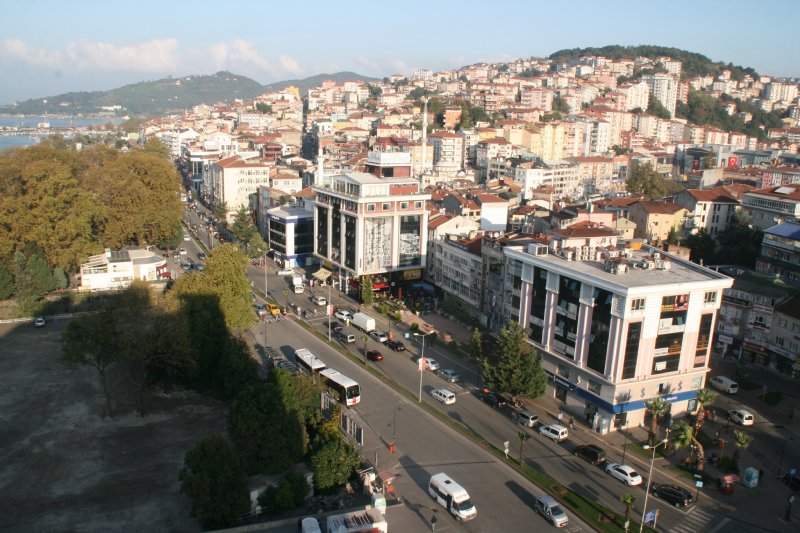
[410,322,419,331]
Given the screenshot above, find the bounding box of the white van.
[709,375,738,394]
[431,388,456,405]
[538,424,569,442]
[534,494,569,527]
[428,473,477,521]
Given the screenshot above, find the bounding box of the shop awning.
[313,268,332,281]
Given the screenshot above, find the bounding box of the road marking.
[707,517,730,533]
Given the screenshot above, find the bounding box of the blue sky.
[2,0,799,105]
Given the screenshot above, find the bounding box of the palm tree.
[732,430,752,467]
[517,430,528,469]
[620,493,636,532]
[644,397,669,446]
[694,388,717,433]
[672,422,706,472]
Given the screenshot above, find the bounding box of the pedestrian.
[711,410,716,423]
[569,416,575,430]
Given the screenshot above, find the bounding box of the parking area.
[0,321,227,532]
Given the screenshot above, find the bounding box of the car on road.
[511,410,538,428]
[338,332,356,344]
[573,444,606,465]
[538,424,569,442]
[605,463,642,486]
[171,250,180,258]
[330,322,344,332]
[254,304,268,319]
[197,252,207,260]
[728,409,754,426]
[34,316,46,328]
[366,349,384,361]
[385,340,405,351]
[534,494,568,528]
[179,248,187,255]
[479,391,508,409]
[334,310,353,321]
[194,264,204,272]
[267,304,281,317]
[431,388,456,405]
[312,295,327,306]
[369,331,389,343]
[650,483,693,507]
[437,369,460,383]
[416,357,440,371]
[277,268,295,276]
[183,234,190,241]
[180,262,193,271]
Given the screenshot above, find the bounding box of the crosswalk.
[667,506,718,533]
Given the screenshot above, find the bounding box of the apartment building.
[767,295,800,376]
[673,188,741,237]
[742,185,800,230]
[628,201,689,243]
[755,222,800,286]
[505,239,733,431]
[312,172,431,297]
[616,81,650,112]
[432,235,483,310]
[428,131,465,176]
[206,155,272,219]
[642,73,678,117]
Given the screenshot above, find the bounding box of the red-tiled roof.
[634,201,686,215]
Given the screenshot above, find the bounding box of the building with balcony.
[755,222,800,286]
[432,235,483,310]
[673,187,742,237]
[312,172,431,298]
[206,155,272,220]
[741,185,800,230]
[505,239,733,432]
[428,131,464,176]
[767,295,800,376]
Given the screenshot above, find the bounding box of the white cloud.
[3,38,179,72]
[278,55,303,76]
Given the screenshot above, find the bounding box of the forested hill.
[1,71,375,116]
[548,45,758,81]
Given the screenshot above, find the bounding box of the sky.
[2,0,799,106]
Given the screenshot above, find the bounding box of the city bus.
[320,369,361,406]
[294,348,327,375]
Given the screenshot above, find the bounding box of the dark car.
[197,252,207,260]
[330,322,344,332]
[366,349,384,361]
[573,444,606,465]
[651,483,693,507]
[479,391,508,409]
[782,473,800,494]
[385,340,406,351]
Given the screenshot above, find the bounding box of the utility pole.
[327,281,332,341]
[263,251,268,346]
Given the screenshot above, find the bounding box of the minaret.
[420,96,428,183]
[317,139,324,186]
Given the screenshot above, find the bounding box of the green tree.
[230,205,256,243]
[458,103,474,130]
[693,388,716,434]
[647,98,672,119]
[61,311,122,417]
[258,470,309,515]
[213,200,229,221]
[517,430,528,468]
[482,322,547,398]
[469,328,483,362]
[714,211,762,267]
[621,493,635,532]
[626,162,667,199]
[143,137,170,159]
[52,266,68,290]
[13,247,55,300]
[360,275,373,305]
[309,431,361,491]
[228,383,307,475]
[682,229,716,265]
[255,102,272,114]
[0,260,14,299]
[246,232,268,261]
[644,397,669,446]
[552,96,571,115]
[672,421,706,472]
[732,430,751,466]
[368,84,383,98]
[179,434,250,529]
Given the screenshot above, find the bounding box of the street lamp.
[413,331,434,402]
[327,281,332,342]
[263,251,268,346]
[640,438,669,533]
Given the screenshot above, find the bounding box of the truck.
[326,509,387,533]
[351,312,376,332]
[428,472,477,521]
[292,275,304,294]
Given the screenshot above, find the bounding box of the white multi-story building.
[207,155,272,219]
[642,73,678,117]
[505,238,733,432]
[428,131,465,176]
[79,248,168,291]
[617,81,649,112]
[432,235,483,309]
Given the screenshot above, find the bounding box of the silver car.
[437,369,460,383]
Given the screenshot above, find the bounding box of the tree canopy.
[482,322,547,398]
[626,162,668,199]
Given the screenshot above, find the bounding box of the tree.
[143,138,170,159]
[13,247,55,300]
[469,328,483,362]
[714,210,762,267]
[360,275,373,305]
[621,493,635,532]
[647,99,672,119]
[482,322,547,398]
[682,229,716,265]
[732,430,751,466]
[0,260,14,299]
[255,102,272,114]
[517,430,528,468]
[309,416,361,491]
[213,200,228,221]
[644,397,669,446]
[227,382,307,475]
[61,311,122,417]
[230,205,256,243]
[552,96,571,115]
[179,434,250,530]
[626,162,667,199]
[693,388,716,434]
[672,421,706,472]
[52,266,68,290]
[246,232,268,261]
[666,227,681,246]
[368,84,383,98]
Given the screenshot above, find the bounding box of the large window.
[553,275,581,360]
[695,313,713,368]
[344,215,356,269]
[316,206,328,257]
[529,268,548,344]
[295,220,313,255]
[622,322,642,380]
[399,215,421,266]
[587,288,613,374]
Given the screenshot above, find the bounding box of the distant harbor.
[0,115,124,150]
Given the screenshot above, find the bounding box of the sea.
[0,115,123,151]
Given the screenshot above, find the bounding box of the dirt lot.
[0,320,228,532]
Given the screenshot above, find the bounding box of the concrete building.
[673,188,741,237]
[741,185,800,230]
[432,235,483,311]
[428,131,464,176]
[755,222,800,287]
[79,248,168,291]
[628,201,689,243]
[312,172,431,297]
[642,73,678,117]
[207,155,272,219]
[505,239,733,432]
[263,205,315,269]
[767,294,800,376]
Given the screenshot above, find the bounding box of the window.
[400,202,408,209]
[687,399,698,412]
[557,364,570,379]
[778,318,788,327]
[776,337,785,347]
[631,298,645,311]
[415,201,422,208]
[658,383,670,394]
[367,204,375,212]
[588,380,601,394]
[704,291,717,304]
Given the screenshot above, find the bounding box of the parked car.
[277,268,294,276]
[338,332,356,344]
[573,444,606,465]
[171,250,180,258]
[431,388,456,405]
[728,409,754,426]
[385,340,405,351]
[511,410,538,428]
[650,483,693,507]
[34,316,46,328]
[312,295,327,306]
[437,369,460,383]
[538,424,569,442]
[334,309,353,321]
[369,330,389,343]
[416,357,440,371]
[197,252,207,260]
[179,248,187,255]
[366,349,384,361]
[479,391,508,409]
[194,264,204,272]
[330,322,344,332]
[254,304,268,318]
[605,463,642,486]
